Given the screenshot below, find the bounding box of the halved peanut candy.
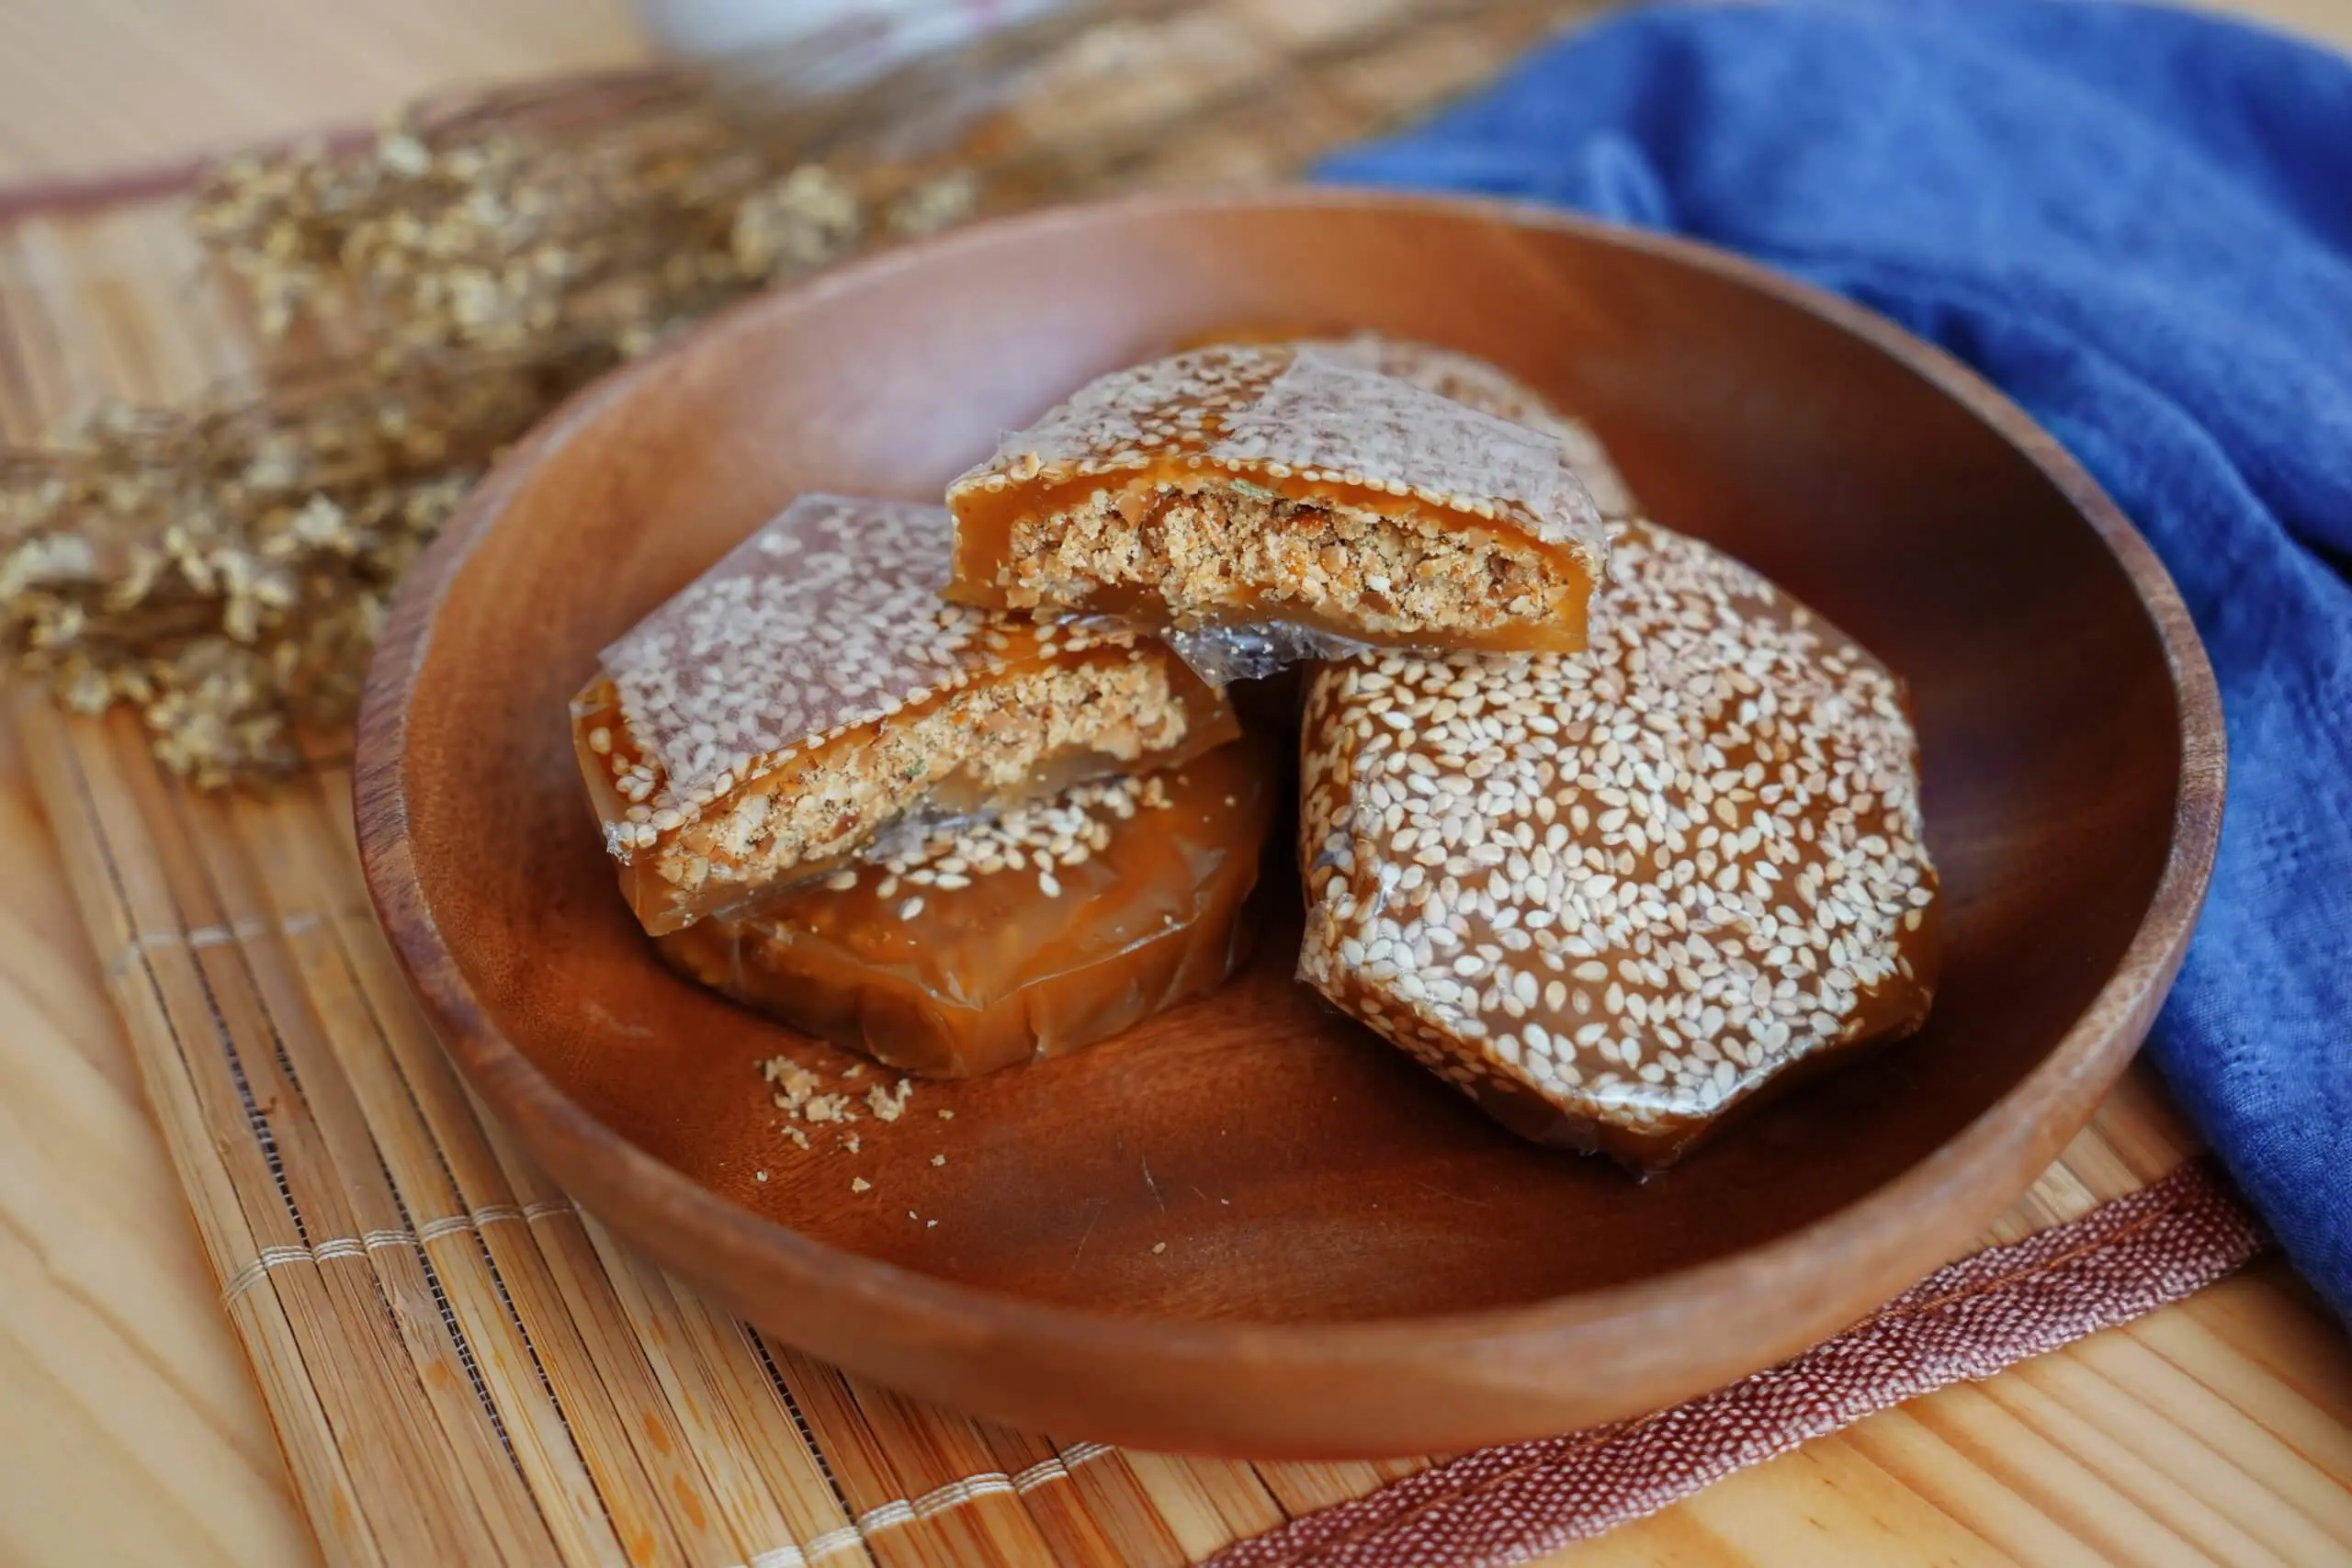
[944,343,1606,663]
[657,739,1275,1077]
[574,494,1237,937]
[1298,522,1940,1170]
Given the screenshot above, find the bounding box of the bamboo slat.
[5,156,2350,1568]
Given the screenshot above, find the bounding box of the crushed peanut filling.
[1002,482,1571,637]
[762,1054,913,1135]
[654,652,1191,907]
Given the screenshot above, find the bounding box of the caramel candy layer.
[659,740,1275,1077]
[575,494,1238,936]
[1300,522,1940,1170]
[944,343,1607,656]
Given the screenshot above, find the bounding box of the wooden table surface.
[3,4,2350,1566]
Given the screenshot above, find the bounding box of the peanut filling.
[1001,482,1574,640]
[657,652,1193,911]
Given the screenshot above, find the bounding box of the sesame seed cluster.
[602,494,1064,815]
[944,343,1606,649]
[967,340,1601,548]
[841,768,1178,909]
[1308,334,1635,523]
[1298,520,1939,1168]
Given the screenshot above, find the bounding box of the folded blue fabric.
[1322,0,2352,1319]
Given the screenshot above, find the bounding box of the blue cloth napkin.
[1321,0,2352,1319]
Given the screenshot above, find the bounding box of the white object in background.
[635,0,1047,58]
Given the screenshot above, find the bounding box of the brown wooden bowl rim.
[356,186,2226,1380]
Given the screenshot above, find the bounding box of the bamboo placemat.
[0,186,2267,1568]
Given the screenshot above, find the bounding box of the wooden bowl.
[356,189,2223,1458]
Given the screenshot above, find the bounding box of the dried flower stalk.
[3,355,576,780]
[5,0,1593,784]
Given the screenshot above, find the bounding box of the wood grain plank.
[2177,1265,2352,1428]
[0,1210,311,1568]
[1677,1439,2012,1567]
[2132,1274,2352,1483]
[0,821,285,1464]
[2068,1332,2352,1550]
[1836,1409,2112,1568]
[0,0,642,184]
[1898,1378,2232,1567]
[0,1316,292,1568]
[2001,1349,2345,1563]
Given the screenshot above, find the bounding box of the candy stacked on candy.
[576,335,1939,1169]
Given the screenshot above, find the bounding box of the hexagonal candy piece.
[574,494,1237,936]
[944,342,1607,664]
[1299,521,1940,1170]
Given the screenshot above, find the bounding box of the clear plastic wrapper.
[1298,522,1941,1171]
[1162,620,1381,685]
[658,739,1277,1077]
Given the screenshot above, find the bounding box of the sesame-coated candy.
[572,494,1238,936]
[944,344,1608,658]
[1299,522,1940,1171]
